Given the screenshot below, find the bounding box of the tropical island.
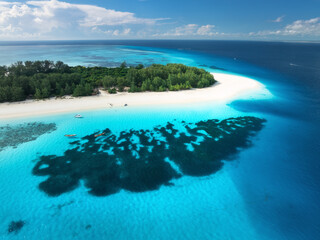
[0,60,266,120]
[0,61,216,103]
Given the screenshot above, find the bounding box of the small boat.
[74,114,82,118]
[94,132,105,138]
[65,134,77,137]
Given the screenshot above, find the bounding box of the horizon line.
[0,39,319,44]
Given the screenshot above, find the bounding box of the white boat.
[74,114,82,118]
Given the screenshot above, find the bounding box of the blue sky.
[0,0,319,40]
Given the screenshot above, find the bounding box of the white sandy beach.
[0,73,268,120]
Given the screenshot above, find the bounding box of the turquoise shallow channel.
[0,40,320,240]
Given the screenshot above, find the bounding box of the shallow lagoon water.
[0,41,319,239]
[0,104,267,240]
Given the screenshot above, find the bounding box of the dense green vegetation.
[0,60,216,102]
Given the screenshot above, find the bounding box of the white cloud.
[112,29,119,36]
[197,24,216,35]
[271,16,285,23]
[3,1,316,40]
[74,3,158,27]
[0,0,163,39]
[155,24,217,38]
[251,17,320,37]
[91,26,132,37]
[123,28,131,35]
[174,24,199,36]
[282,17,320,35]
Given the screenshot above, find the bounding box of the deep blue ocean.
[0,40,319,240]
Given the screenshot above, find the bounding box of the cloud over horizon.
[251,17,320,38]
[0,0,319,40]
[153,24,220,38]
[0,0,164,39]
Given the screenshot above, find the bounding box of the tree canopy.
[0,61,216,103]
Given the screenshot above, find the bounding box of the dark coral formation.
[32,117,265,197]
[0,122,56,151]
[8,220,25,234]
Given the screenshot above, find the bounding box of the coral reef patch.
[8,220,25,234]
[33,117,265,197]
[0,122,56,152]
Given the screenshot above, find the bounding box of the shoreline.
[0,73,267,120]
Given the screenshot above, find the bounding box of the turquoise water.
[1,103,267,240]
[0,41,319,239]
